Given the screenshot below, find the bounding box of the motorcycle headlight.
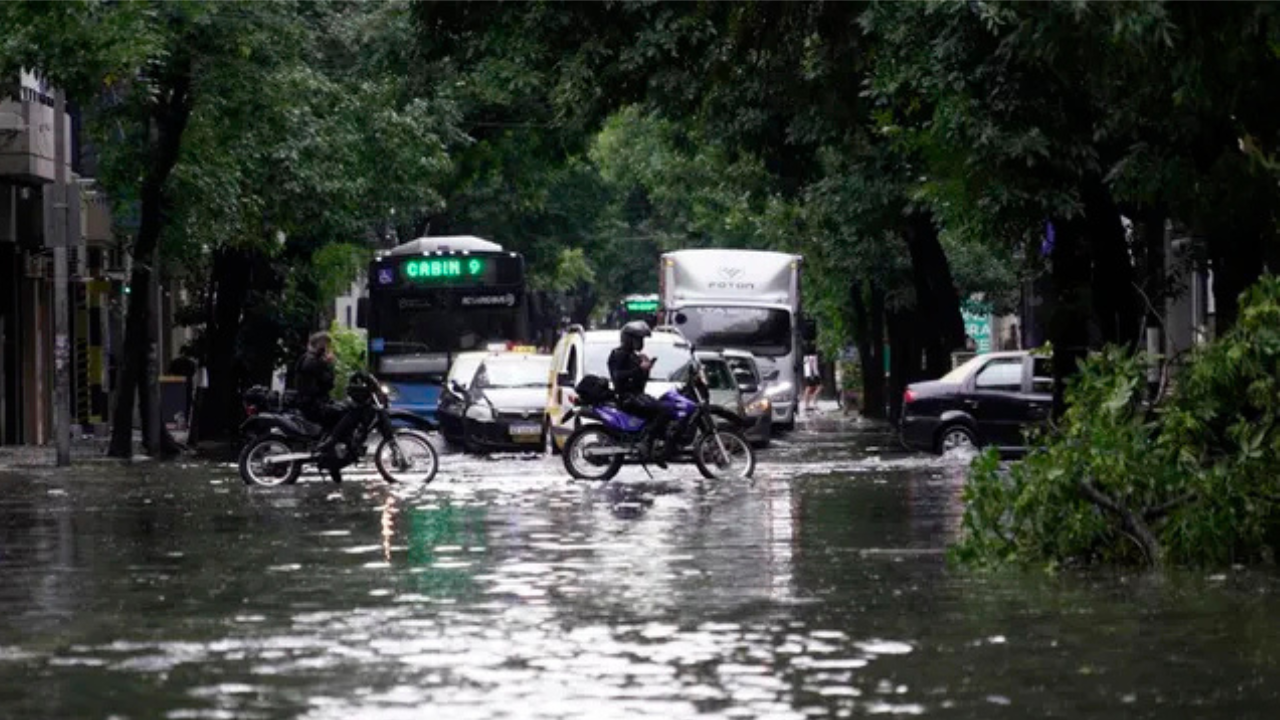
[764,381,794,403]
[465,403,494,421]
[746,397,772,416]
[381,384,396,400]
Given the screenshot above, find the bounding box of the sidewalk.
[0,429,191,468]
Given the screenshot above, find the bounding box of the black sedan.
[900,351,1054,454]
[459,353,552,453]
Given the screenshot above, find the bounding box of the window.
[566,347,578,378]
[473,356,552,389]
[974,358,1023,392]
[584,341,690,380]
[1031,357,1054,394]
[669,358,737,390]
[726,356,760,387]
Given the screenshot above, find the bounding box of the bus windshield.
[375,301,520,355]
[673,306,792,357]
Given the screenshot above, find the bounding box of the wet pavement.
[2,413,1279,719]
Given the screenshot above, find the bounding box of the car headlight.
[764,381,794,403]
[465,403,494,421]
[746,397,772,416]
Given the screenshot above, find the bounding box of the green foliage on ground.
[955,276,1280,568]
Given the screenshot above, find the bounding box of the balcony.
[0,71,71,184]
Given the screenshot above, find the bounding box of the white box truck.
[659,249,805,429]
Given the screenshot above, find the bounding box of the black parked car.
[457,352,552,453]
[437,351,490,447]
[900,351,1053,454]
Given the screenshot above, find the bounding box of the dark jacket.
[608,346,650,398]
[295,351,335,409]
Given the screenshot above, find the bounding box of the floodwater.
[2,416,1279,719]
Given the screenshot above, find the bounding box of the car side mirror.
[557,372,573,387]
[450,380,466,395]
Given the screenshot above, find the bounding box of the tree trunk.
[886,306,918,423]
[106,63,193,459]
[1048,217,1092,419]
[851,279,886,419]
[901,210,966,377]
[107,263,147,458]
[193,247,253,441]
[1209,205,1267,334]
[1082,179,1140,348]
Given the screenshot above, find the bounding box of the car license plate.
[509,423,541,439]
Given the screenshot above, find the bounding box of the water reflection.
[1,421,1279,719]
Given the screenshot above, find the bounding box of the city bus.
[365,236,528,420]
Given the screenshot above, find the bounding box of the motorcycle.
[560,350,756,481]
[237,371,439,487]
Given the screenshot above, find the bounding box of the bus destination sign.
[625,299,659,312]
[402,257,486,282]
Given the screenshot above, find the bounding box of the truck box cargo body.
[659,249,803,428]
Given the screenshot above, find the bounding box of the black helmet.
[621,320,651,350]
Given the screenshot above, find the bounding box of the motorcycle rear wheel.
[563,426,624,481]
[238,436,303,487]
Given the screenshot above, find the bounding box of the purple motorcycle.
[560,353,756,481]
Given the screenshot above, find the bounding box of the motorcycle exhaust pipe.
[261,452,314,465]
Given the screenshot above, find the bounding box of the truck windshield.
[674,306,792,357]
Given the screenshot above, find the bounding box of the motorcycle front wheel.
[694,429,756,481]
[238,436,303,487]
[375,430,440,485]
[563,425,624,481]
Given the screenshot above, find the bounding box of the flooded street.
[2,417,1279,719]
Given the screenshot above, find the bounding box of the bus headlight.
[746,397,772,416]
[764,381,794,403]
[465,403,494,422]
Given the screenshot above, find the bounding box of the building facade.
[1,72,134,445]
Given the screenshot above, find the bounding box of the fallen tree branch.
[1081,480,1164,566]
[1143,492,1197,522]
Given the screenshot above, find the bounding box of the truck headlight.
[764,381,794,403]
[465,403,494,421]
[746,397,772,416]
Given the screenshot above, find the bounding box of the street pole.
[52,88,71,466]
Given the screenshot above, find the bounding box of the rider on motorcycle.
[608,321,677,467]
[295,331,363,466]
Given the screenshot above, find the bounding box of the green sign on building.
[961,298,993,353]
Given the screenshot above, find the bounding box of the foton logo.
[709,266,754,290]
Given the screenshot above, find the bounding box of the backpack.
[574,374,615,405]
